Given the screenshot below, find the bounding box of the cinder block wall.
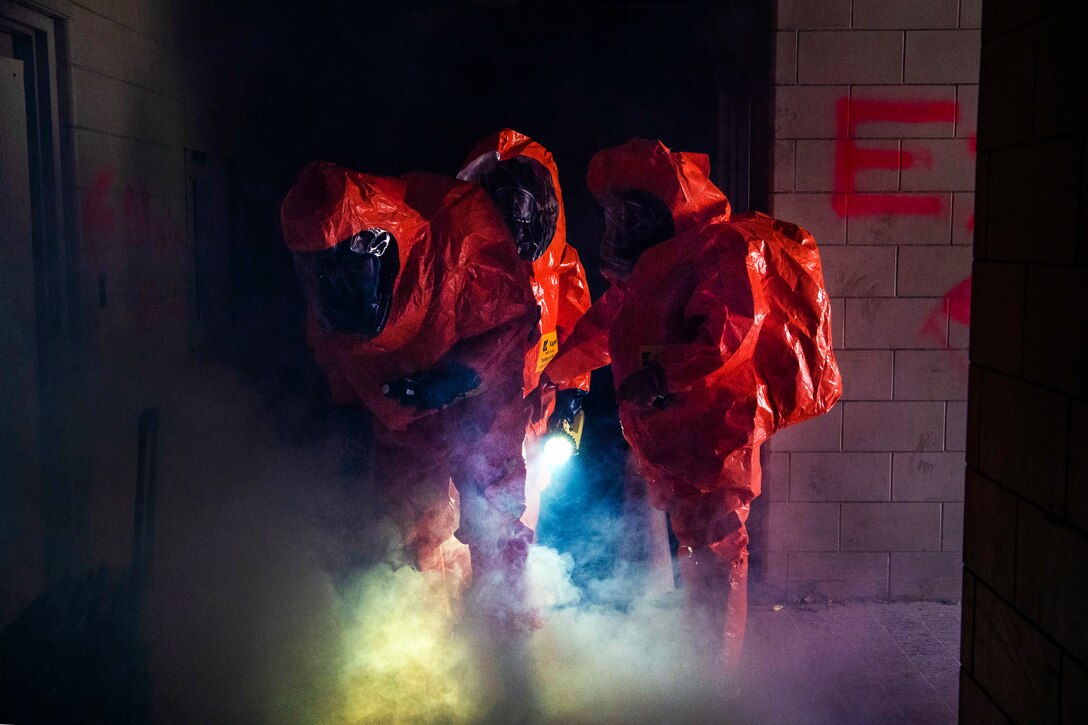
[960,1,1088,721]
[759,0,981,600]
[57,0,220,360]
[35,0,229,569]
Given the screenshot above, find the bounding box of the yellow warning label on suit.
[639,345,668,369]
[536,331,559,373]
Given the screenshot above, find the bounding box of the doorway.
[227,0,772,586]
[0,2,76,623]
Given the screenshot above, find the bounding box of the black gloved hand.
[382,361,482,411]
[547,388,588,453]
[547,388,588,432]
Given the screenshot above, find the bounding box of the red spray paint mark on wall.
[919,277,972,352]
[121,182,185,250]
[81,168,116,275]
[79,165,188,330]
[833,97,960,217]
[945,277,971,327]
[80,166,187,254]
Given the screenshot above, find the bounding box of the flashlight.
[542,408,584,470]
[542,435,574,468]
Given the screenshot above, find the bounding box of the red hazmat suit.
[460,130,593,528]
[546,139,842,668]
[281,162,538,626]
[460,129,593,434]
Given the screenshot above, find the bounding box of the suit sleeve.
[544,283,624,387]
[553,243,594,392]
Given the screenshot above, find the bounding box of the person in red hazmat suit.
[545,139,842,671]
[280,161,539,628]
[458,129,593,529]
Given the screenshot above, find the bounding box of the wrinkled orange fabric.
[281,163,538,626]
[460,129,593,438]
[548,138,841,509]
[546,138,842,667]
[282,163,536,433]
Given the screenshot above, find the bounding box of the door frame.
[715,0,773,214]
[1,0,81,579]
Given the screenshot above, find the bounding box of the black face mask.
[478,158,559,262]
[295,229,399,338]
[599,189,675,280]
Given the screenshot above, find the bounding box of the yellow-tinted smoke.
[320,564,484,724]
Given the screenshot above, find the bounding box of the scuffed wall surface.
[37,0,234,571]
[760,0,980,600]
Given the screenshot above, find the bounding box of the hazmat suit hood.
[588,138,732,283]
[460,129,593,400]
[587,138,731,233]
[281,161,432,350]
[459,129,570,268]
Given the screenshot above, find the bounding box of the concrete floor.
[738,597,960,724]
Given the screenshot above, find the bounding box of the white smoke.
[526,546,741,725]
[123,359,754,724]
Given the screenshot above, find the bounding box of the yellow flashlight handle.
[560,409,585,451]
